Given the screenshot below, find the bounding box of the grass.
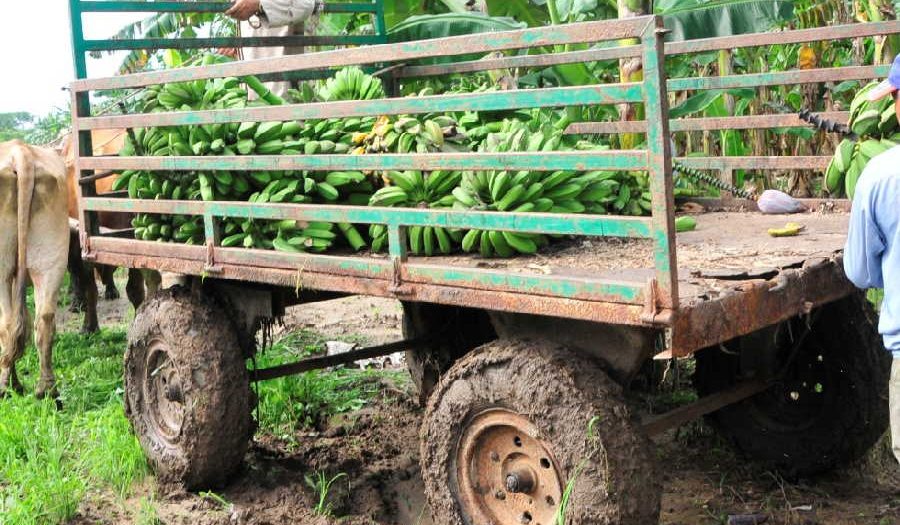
[0,328,148,525]
[0,323,388,523]
[305,470,347,517]
[0,277,388,524]
[251,330,381,443]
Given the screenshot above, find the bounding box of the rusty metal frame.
[69,13,892,357]
[71,15,680,325]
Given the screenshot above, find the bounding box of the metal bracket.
[640,278,660,323]
[389,258,412,296]
[80,230,96,261]
[204,241,223,274]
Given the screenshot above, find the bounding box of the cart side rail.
[71,15,680,323]
[394,19,900,198]
[68,0,388,80]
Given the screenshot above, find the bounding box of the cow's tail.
[11,145,34,354]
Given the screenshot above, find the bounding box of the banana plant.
[96,1,235,75]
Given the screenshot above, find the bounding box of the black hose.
[673,161,756,200]
[798,108,856,139]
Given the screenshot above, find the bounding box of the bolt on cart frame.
[68,3,900,522]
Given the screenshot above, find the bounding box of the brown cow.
[59,130,159,332]
[0,140,69,398]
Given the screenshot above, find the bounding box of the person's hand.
[226,0,261,21]
[217,47,240,59]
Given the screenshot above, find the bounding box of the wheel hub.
[456,408,563,525]
[144,340,186,444]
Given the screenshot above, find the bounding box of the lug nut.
[505,469,536,494]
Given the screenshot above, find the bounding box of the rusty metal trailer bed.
[67,3,898,524]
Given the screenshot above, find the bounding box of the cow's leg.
[126,268,145,309]
[81,261,99,333]
[143,270,161,296]
[0,273,24,396]
[8,367,23,395]
[32,264,65,399]
[99,265,119,300]
[67,229,86,313]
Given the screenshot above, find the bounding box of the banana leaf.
[388,13,527,64]
[486,0,548,27]
[657,0,795,41]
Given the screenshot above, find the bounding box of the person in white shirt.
[226,0,324,96]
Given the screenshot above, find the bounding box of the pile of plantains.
[118,60,653,258]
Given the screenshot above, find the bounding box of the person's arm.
[844,174,886,289]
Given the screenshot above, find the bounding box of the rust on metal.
[642,18,679,311]
[396,45,641,79]
[87,241,662,327]
[456,408,563,525]
[668,65,887,92]
[89,236,650,306]
[82,197,655,239]
[666,20,900,55]
[250,336,431,381]
[669,257,854,356]
[676,156,831,171]
[78,151,649,172]
[566,111,849,135]
[71,17,654,92]
[78,84,643,131]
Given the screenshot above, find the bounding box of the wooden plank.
[71,17,654,91]
[642,380,770,437]
[396,45,641,78]
[675,156,830,170]
[669,65,889,92]
[82,198,655,238]
[78,151,650,173]
[666,20,900,55]
[78,83,644,130]
[566,111,850,135]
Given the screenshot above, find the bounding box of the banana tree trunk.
[618,0,649,149]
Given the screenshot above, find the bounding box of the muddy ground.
[67,294,900,525]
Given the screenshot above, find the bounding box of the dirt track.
[69,295,900,525]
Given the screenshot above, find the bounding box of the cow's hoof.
[0,377,24,397]
[69,297,86,313]
[104,287,120,301]
[35,381,58,402]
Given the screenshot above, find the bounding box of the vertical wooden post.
[68,0,99,256]
[641,16,678,312]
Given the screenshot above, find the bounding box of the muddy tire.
[125,287,254,490]
[402,302,495,405]
[695,292,890,477]
[421,338,659,525]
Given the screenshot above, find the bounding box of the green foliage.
[25,108,72,146]
[97,4,236,74]
[305,471,348,516]
[251,331,378,441]
[136,497,162,525]
[0,328,148,524]
[388,13,526,65]
[657,0,795,41]
[0,108,71,146]
[0,112,33,142]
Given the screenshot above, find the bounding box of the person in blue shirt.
[844,54,900,465]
